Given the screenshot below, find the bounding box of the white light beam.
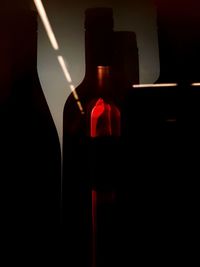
[33,0,59,50]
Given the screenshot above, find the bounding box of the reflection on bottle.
[90,67,121,138]
[91,98,111,137]
[89,65,121,267]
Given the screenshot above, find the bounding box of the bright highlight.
[57,56,72,83]
[33,0,59,50]
[133,83,178,88]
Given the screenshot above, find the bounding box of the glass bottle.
[124,0,200,263]
[62,7,124,267]
[0,3,61,260]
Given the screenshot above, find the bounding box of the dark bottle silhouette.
[154,1,200,262]
[113,31,139,101]
[154,0,200,136]
[123,2,179,263]
[125,2,179,137]
[155,0,200,260]
[62,7,141,267]
[155,0,200,84]
[123,0,200,264]
[112,30,140,139]
[0,5,61,260]
[63,8,117,267]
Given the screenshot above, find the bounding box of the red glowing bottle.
[89,65,121,267]
[62,8,122,267]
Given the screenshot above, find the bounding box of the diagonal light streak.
[33,0,59,50]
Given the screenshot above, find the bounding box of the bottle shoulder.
[63,79,125,136]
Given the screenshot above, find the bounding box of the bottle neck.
[96,66,111,94]
[12,11,38,78]
[155,2,200,84]
[113,31,139,88]
[85,29,113,77]
[156,24,178,83]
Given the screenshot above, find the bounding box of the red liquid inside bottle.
[90,65,121,267]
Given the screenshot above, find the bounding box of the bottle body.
[62,8,126,267]
[123,1,200,263]
[0,8,61,257]
[62,70,123,267]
